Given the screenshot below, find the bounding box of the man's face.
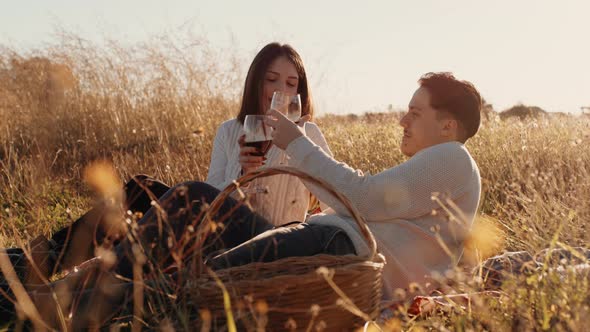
[399,87,453,157]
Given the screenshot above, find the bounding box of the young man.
[261,71,482,297]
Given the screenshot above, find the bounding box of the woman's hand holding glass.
[238,134,266,174]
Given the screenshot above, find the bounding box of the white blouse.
[206,118,332,225]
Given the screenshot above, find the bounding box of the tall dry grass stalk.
[0,31,589,330]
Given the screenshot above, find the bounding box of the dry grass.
[1,32,589,330]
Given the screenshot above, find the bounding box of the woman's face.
[260,56,299,113]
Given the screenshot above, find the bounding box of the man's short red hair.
[419,72,482,141]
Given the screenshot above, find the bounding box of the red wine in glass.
[244,140,272,157]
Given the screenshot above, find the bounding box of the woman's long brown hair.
[237,43,314,124]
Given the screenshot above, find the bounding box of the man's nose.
[399,115,408,128]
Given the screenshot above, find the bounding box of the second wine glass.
[271,91,302,122]
[270,92,302,164]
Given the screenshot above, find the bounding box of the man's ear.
[441,119,459,137]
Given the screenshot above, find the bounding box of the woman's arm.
[305,122,333,157]
[205,123,232,190]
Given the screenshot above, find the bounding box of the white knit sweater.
[285,137,481,299]
[206,119,332,225]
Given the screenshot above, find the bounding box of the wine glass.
[270,92,302,164]
[242,114,273,193]
[243,115,273,157]
[271,91,302,122]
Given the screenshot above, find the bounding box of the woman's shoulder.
[304,121,320,130]
[216,118,242,134]
[304,121,331,146]
[219,118,240,129]
[304,121,323,137]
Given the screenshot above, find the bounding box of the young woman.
[206,42,331,225]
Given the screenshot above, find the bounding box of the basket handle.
[205,166,377,259]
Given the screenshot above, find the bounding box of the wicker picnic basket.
[185,167,385,331]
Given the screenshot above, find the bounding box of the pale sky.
[1,0,589,115]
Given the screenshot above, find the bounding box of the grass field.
[1,35,589,330]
